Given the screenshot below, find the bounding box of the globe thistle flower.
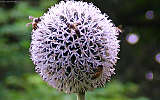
[29,0,120,97]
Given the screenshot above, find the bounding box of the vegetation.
[0,74,149,100]
[0,0,159,100]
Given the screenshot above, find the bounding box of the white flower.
[30,1,120,93]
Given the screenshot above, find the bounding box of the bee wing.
[29,16,34,20]
[26,22,32,27]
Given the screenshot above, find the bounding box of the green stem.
[77,92,85,100]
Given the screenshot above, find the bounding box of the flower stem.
[77,92,85,100]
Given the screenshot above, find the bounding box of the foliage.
[0,74,149,100]
[0,0,159,100]
[0,0,58,78]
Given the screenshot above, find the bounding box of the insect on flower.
[29,1,120,94]
[116,25,123,33]
[67,22,81,37]
[26,16,41,30]
[91,65,103,79]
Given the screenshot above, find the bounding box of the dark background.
[0,0,159,100]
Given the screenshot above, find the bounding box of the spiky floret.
[30,1,120,93]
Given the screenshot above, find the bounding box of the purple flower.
[29,1,120,93]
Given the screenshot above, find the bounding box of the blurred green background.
[0,0,160,100]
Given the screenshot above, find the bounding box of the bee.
[67,22,80,30]
[91,65,103,79]
[67,22,81,37]
[26,16,41,30]
[116,25,123,33]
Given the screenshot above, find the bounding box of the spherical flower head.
[30,1,120,93]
